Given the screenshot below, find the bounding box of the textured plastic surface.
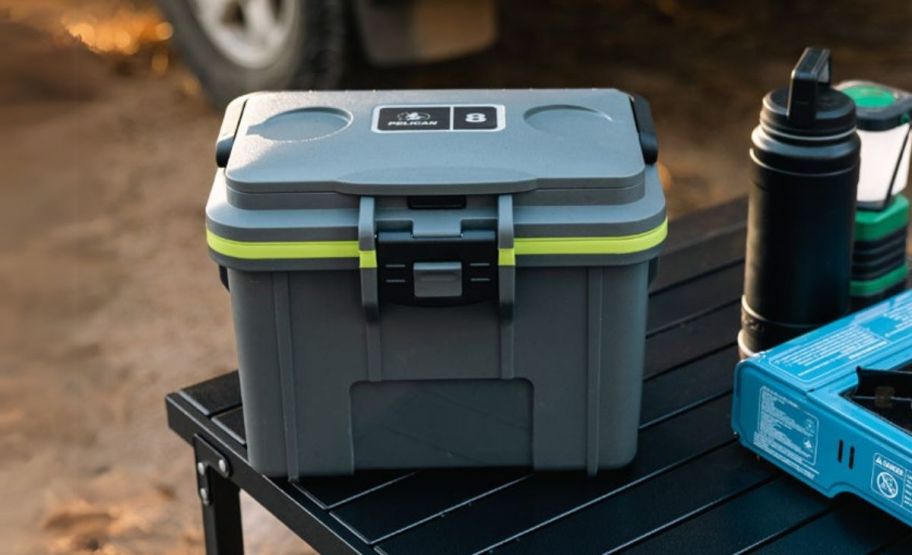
[222,90,646,195]
[229,263,651,477]
[208,89,666,477]
[733,292,912,528]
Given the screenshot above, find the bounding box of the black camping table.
[166,199,912,554]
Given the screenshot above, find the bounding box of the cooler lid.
[221,89,648,196]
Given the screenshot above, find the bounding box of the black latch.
[376,230,498,306]
[849,362,912,433]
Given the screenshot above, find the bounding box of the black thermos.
[739,48,862,356]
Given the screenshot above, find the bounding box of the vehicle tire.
[155,0,346,108]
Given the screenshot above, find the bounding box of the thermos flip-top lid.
[218,89,652,196]
[761,48,857,137]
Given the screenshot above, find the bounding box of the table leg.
[195,436,244,555]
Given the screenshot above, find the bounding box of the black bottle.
[739,48,861,356]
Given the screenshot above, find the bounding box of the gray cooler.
[206,89,667,477]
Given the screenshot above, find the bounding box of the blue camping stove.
[733,292,912,527]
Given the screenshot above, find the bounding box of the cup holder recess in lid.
[524,105,613,138]
[248,107,352,142]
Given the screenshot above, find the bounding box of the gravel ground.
[1,0,911,553]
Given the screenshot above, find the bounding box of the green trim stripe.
[514,218,667,256]
[206,229,360,260]
[851,263,909,297]
[207,218,668,264]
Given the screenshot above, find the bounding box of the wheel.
[155,0,346,108]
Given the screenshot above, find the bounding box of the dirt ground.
[1,1,911,553]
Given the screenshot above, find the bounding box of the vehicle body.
[155,0,497,106]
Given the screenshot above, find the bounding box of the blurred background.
[1,0,911,553]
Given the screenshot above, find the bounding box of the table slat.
[374,396,734,555]
[645,302,740,378]
[752,498,910,555]
[621,478,828,554]
[490,444,774,555]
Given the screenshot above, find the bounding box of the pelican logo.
[398,111,431,122]
[388,110,438,127]
[375,106,450,131]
